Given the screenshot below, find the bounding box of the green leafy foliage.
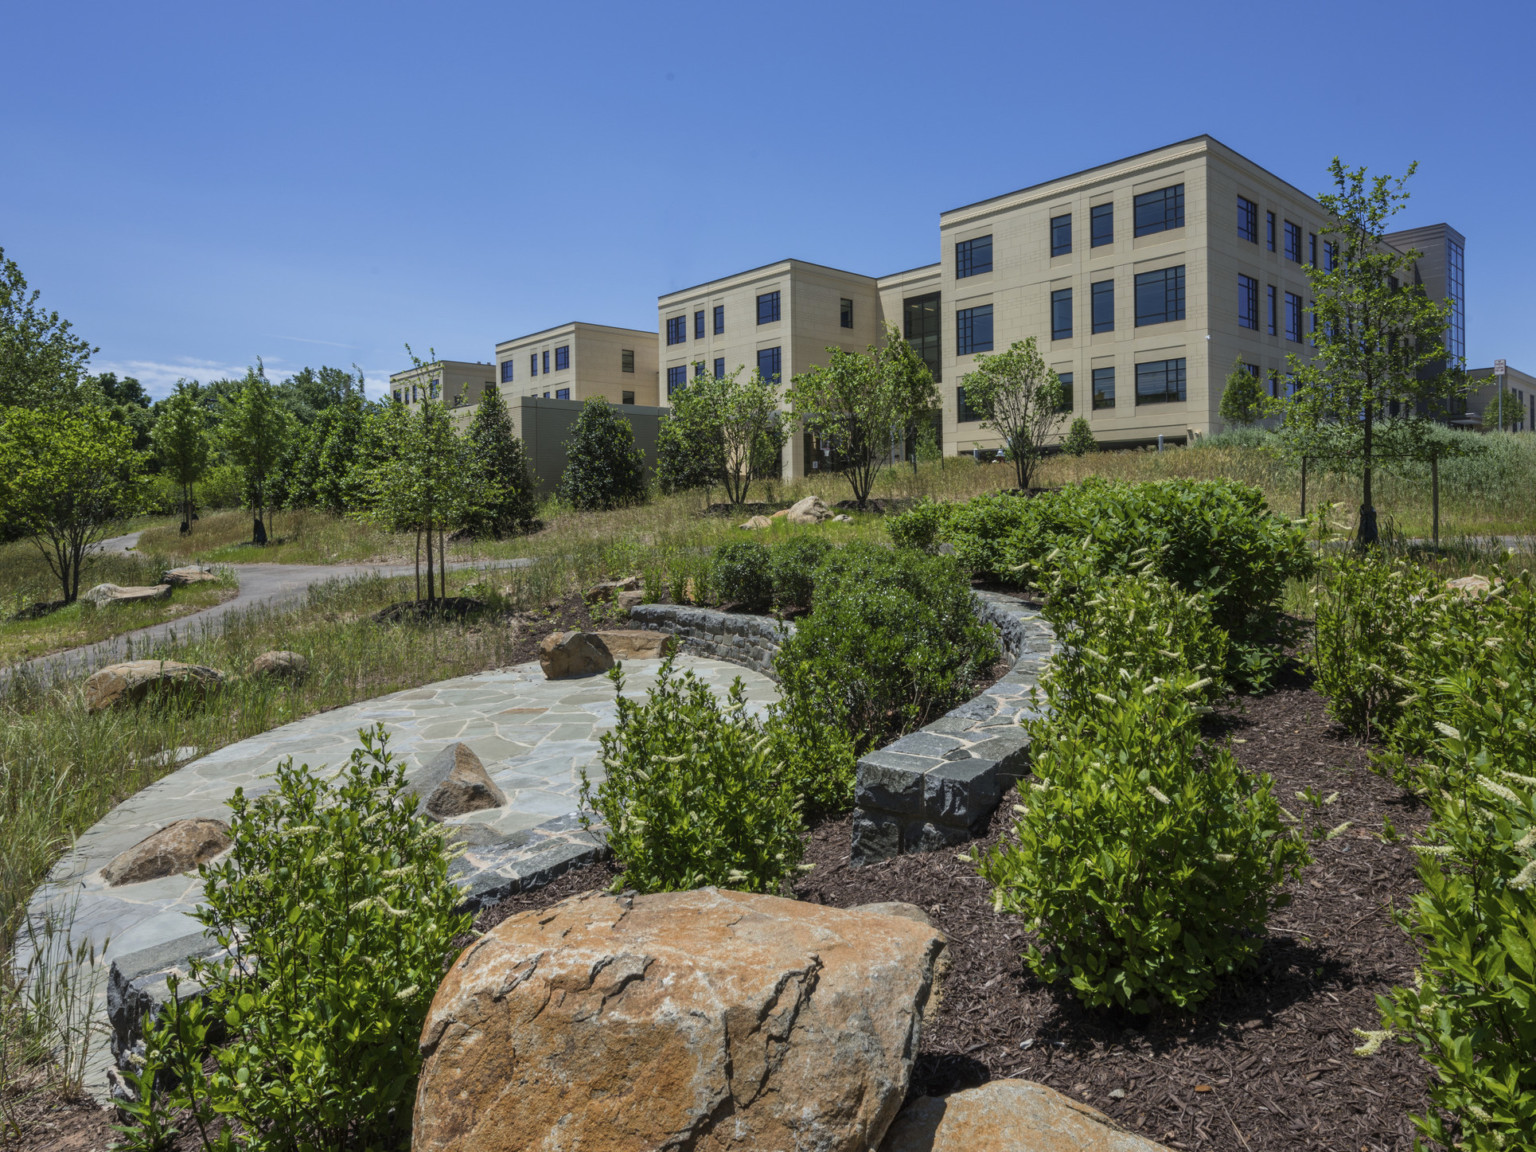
[886,498,946,554]
[958,337,1066,489]
[774,542,997,743]
[1307,554,1439,741]
[463,382,539,537]
[1060,416,1097,456]
[558,397,648,511]
[766,535,830,609]
[710,540,771,610]
[979,673,1308,1012]
[219,361,296,545]
[1219,357,1268,427]
[579,659,804,893]
[120,726,469,1152]
[1377,665,1536,1150]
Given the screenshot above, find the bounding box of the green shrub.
[1308,554,1440,741]
[1060,416,1097,456]
[1377,676,1536,1150]
[195,462,244,510]
[580,659,804,893]
[121,726,469,1152]
[711,540,772,609]
[1043,565,1229,706]
[886,499,947,554]
[557,397,648,511]
[767,535,831,609]
[978,675,1308,1012]
[935,478,1311,685]
[775,543,998,743]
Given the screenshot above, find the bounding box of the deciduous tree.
[1219,358,1267,428]
[959,337,1066,489]
[0,406,145,602]
[220,360,295,545]
[0,247,96,409]
[152,382,210,534]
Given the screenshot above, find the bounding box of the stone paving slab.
[21,654,776,1102]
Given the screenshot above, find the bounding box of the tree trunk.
[415,530,422,601]
[252,517,267,546]
[439,525,447,599]
[1358,397,1378,546]
[425,516,436,602]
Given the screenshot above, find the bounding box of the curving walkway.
[9,530,532,685]
[25,653,779,1101]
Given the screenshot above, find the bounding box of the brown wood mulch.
[476,683,1438,1152]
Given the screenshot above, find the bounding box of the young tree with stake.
[152,381,210,533]
[959,337,1066,489]
[221,360,295,545]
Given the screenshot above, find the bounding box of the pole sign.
[1494,359,1507,376]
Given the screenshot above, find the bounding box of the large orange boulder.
[102,818,231,886]
[413,887,948,1152]
[82,660,226,712]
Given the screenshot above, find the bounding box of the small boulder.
[771,508,791,519]
[880,1079,1172,1152]
[585,575,641,601]
[538,631,615,679]
[593,629,669,660]
[83,660,226,713]
[248,650,309,681]
[102,818,231,886]
[81,583,173,607]
[616,589,645,611]
[1445,574,1497,598]
[786,494,833,524]
[414,888,947,1152]
[739,514,773,529]
[162,566,220,587]
[411,743,506,819]
[832,513,854,522]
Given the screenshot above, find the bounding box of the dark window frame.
[756,291,781,325]
[1133,184,1184,237]
[1238,196,1258,243]
[713,304,725,334]
[1284,220,1302,263]
[956,304,994,356]
[1092,366,1116,409]
[666,365,687,396]
[1056,370,1074,413]
[500,360,514,382]
[713,357,725,379]
[1051,288,1073,340]
[542,350,549,374]
[530,353,538,377]
[621,390,635,405]
[1309,232,1317,266]
[1238,274,1259,330]
[554,345,569,371]
[903,292,942,383]
[1133,265,1186,327]
[1091,203,1113,247]
[840,297,853,329]
[1284,291,1303,342]
[1050,213,1072,257]
[1091,280,1114,334]
[1135,357,1187,405]
[956,385,986,423]
[1266,211,1276,252]
[694,310,705,339]
[955,235,993,278]
[555,387,570,400]
[1267,284,1277,335]
[621,348,635,373]
[666,315,687,345]
[757,345,782,383]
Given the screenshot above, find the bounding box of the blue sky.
[3,0,1531,399]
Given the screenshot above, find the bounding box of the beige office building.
[389,360,496,428]
[659,136,1475,477]
[1465,364,1535,432]
[493,322,659,409]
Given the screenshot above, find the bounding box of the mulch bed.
[475,682,1437,1152]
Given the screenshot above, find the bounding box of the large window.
[555,388,570,400]
[1284,220,1302,263]
[956,235,992,278]
[622,390,635,405]
[1056,370,1074,412]
[621,348,635,373]
[1135,358,1186,405]
[956,304,993,356]
[1446,235,1465,362]
[1323,240,1337,272]
[1267,284,1277,335]
[1092,280,1114,333]
[1284,292,1303,342]
[1092,366,1116,409]
[554,345,569,371]
[1133,184,1184,237]
[840,297,853,329]
[1051,288,1072,340]
[1091,203,1113,247]
[1266,211,1276,252]
[1134,266,1185,326]
[694,361,706,379]
[956,385,985,423]
[1238,196,1258,243]
[529,353,538,377]
[903,292,942,383]
[694,310,705,339]
[713,304,725,334]
[757,291,780,325]
[1050,214,1072,257]
[1309,233,1317,266]
[666,315,687,345]
[757,346,782,383]
[500,360,514,382]
[1238,274,1259,329]
[666,365,687,396]
[542,351,550,374]
[713,357,725,379]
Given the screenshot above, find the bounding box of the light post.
[1494,359,1507,430]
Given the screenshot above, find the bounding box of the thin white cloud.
[93,357,396,400]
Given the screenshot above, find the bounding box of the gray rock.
[248,650,309,680]
[412,743,507,819]
[537,631,615,679]
[82,583,173,606]
[162,566,220,586]
[102,818,231,886]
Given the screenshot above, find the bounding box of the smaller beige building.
[493,322,659,409]
[658,259,885,479]
[388,361,497,428]
[1464,364,1535,432]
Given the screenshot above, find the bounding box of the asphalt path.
[7,532,532,686]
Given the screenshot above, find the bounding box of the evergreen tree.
[1219,357,1268,427]
[1061,416,1097,457]
[558,398,647,511]
[464,383,539,535]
